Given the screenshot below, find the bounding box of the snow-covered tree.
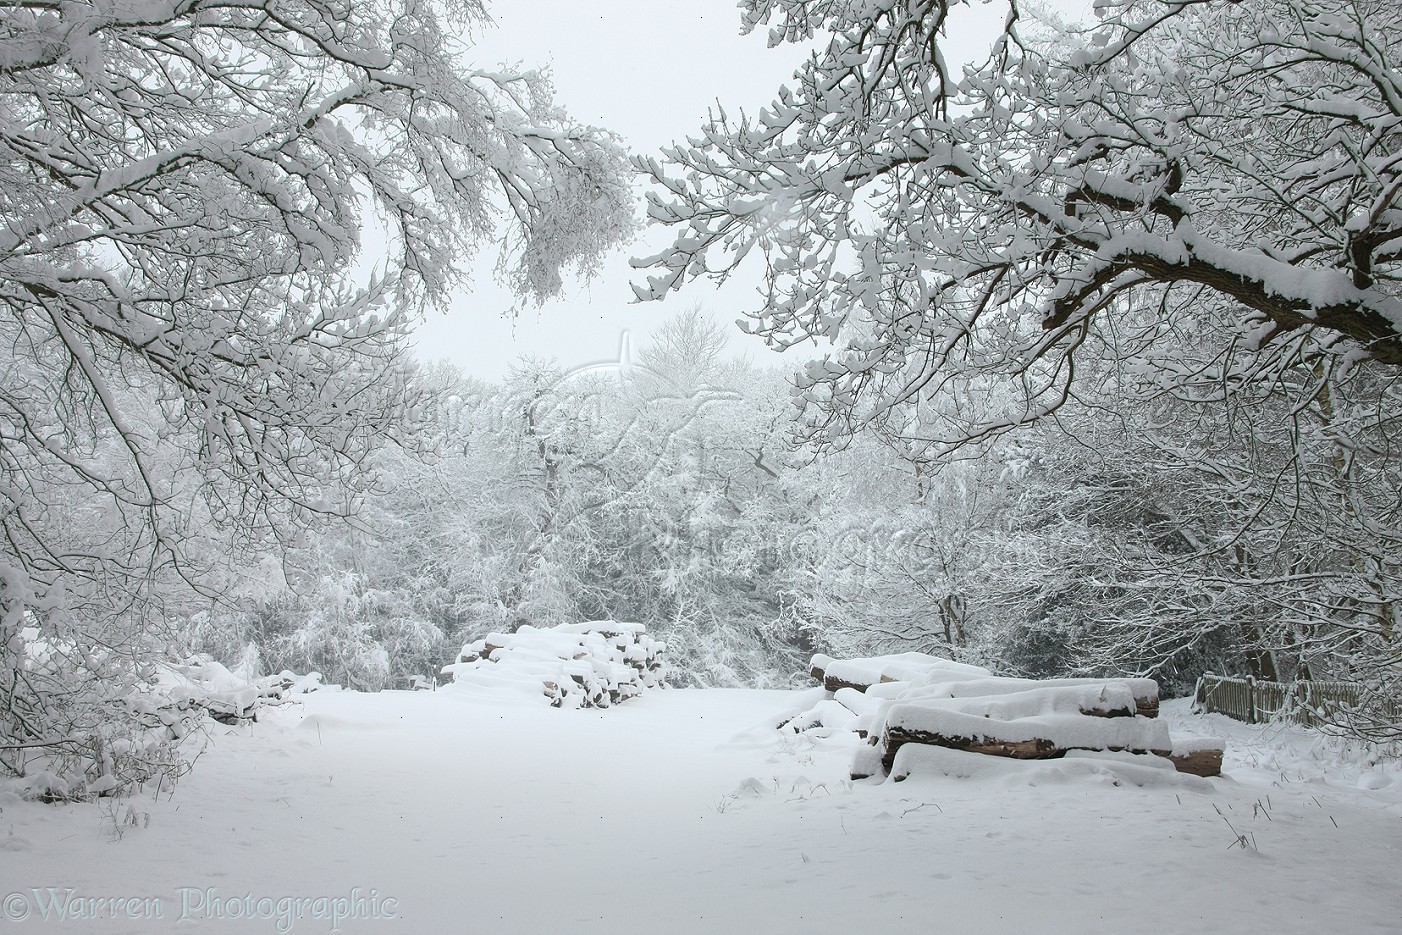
[635,0,1402,731]
[637,0,1402,453]
[1,0,633,791]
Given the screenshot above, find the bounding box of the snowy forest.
[3,0,1402,913]
[4,0,1402,930]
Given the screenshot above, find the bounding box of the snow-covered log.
[796,653,1218,779]
[1167,738,1227,778]
[881,710,1174,774]
[807,654,1159,716]
[809,652,993,693]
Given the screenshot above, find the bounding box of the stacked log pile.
[790,654,1224,780]
[441,621,666,708]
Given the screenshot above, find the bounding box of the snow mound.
[440,620,666,708]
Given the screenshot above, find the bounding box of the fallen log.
[1168,749,1222,777]
[812,652,995,693]
[825,673,874,693]
[879,725,1222,777]
[880,710,1174,775]
[1167,738,1225,777]
[909,676,1160,719]
[810,652,1223,781]
[850,740,885,781]
[884,726,1059,773]
[810,661,875,692]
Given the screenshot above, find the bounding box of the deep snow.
[2,687,1400,934]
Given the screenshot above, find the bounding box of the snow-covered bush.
[184,572,447,693]
[275,578,444,693]
[3,624,199,803]
[1,621,332,803]
[442,621,666,708]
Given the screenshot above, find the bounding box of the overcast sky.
[409,0,1058,381]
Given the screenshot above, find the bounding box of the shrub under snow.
[3,630,205,803]
[441,621,666,708]
[1,639,333,804]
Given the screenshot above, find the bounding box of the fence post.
[1247,675,1258,724]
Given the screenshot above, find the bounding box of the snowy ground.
[2,687,1400,934]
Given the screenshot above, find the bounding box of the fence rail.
[1193,674,1394,728]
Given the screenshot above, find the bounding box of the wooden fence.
[1193,674,1393,728]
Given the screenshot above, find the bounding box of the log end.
[1169,747,1223,777]
[824,675,871,693]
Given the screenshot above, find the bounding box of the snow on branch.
[635,0,1402,455]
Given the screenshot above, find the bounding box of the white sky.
[410,0,1074,381]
